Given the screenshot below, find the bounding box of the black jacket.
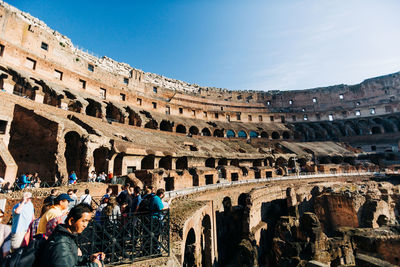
[38,224,97,267]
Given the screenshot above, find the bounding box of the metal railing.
[77,210,170,265]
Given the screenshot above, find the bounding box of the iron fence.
[77,210,170,265]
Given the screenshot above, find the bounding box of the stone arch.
[144,119,158,129]
[319,156,332,164]
[387,116,400,131]
[213,129,224,137]
[218,158,227,166]
[205,158,215,168]
[357,120,370,135]
[176,156,188,170]
[64,131,88,181]
[189,126,199,135]
[126,108,142,127]
[176,124,187,134]
[106,103,124,123]
[159,155,172,170]
[310,123,328,140]
[183,228,196,267]
[260,131,268,138]
[238,130,247,139]
[85,99,102,118]
[264,157,275,167]
[68,101,83,113]
[332,155,343,164]
[160,120,173,132]
[332,122,347,136]
[282,131,290,140]
[371,126,382,134]
[271,131,280,140]
[201,215,212,267]
[238,193,250,207]
[275,157,288,168]
[93,147,110,174]
[288,157,296,168]
[113,153,124,176]
[226,129,235,138]
[253,159,262,167]
[141,154,155,170]
[230,159,239,167]
[202,128,211,136]
[373,118,394,133]
[343,121,357,136]
[249,131,259,138]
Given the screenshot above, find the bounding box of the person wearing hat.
[37,193,73,235]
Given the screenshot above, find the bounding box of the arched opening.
[275,157,288,169]
[288,157,296,168]
[213,129,224,137]
[68,101,82,113]
[176,157,188,170]
[218,158,227,166]
[271,131,280,140]
[160,120,173,132]
[159,156,172,170]
[144,119,158,129]
[226,130,235,138]
[238,130,247,139]
[106,103,124,123]
[253,159,262,167]
[238,193,250,207]
[202,128,211,136]
[184,228,196,267]
[164,176,175,191]
[371,126,382,134]
[64,131,88,181]
[260,131,268,138]
[201,215,212,267]
[249,131,259,138]
[264,157,274,167]
[126,108,142,127]
[141,155,155,170]
[189,126,199,135]
[93,147,110,174]
[230,159,239,167]
[282,131,290,139]
[85,99,102,118]
[205,158,215,168]
[113,153,124,176]
[332,155,343,164]
[176,124,186,134]
[319,156,332,164]
[344,157,355,165]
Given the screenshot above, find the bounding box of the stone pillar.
[60,99,69,110]
[0,140,18,184]
[107,154,117,175]
[154,157,160,169]
[2,79,14,94]
[172,158,177,170]
[35,91,45,104]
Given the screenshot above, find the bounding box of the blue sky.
[9,0,400,91]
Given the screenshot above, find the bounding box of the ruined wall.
[8,105,59,180]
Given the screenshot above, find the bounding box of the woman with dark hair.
[38,203,105,267]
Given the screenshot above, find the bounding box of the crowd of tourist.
[0,183,169,266]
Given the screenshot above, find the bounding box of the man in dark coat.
[38,203,105,267]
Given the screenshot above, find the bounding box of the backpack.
[137,194,155,213]
[0,237,47,267]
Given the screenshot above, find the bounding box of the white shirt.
[80,194,92,205]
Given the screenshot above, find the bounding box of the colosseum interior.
[1,2,400,267]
